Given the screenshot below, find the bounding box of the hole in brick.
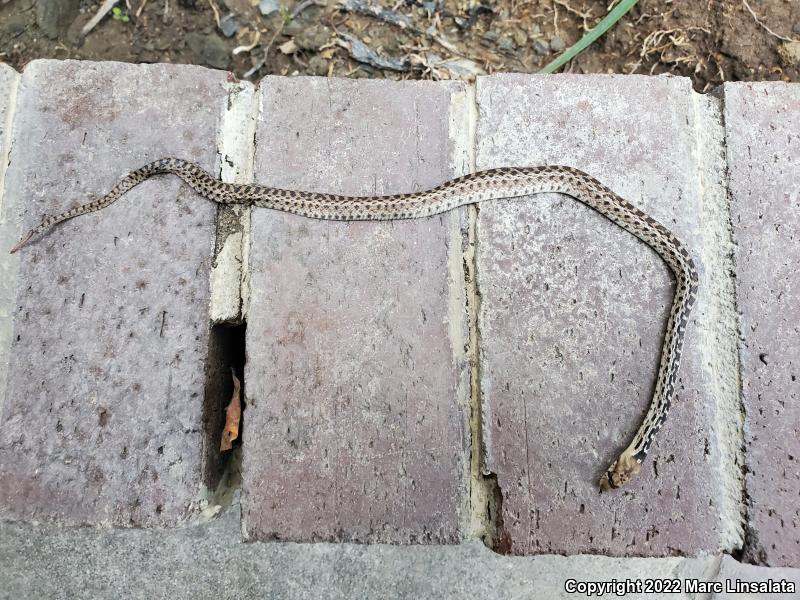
[203,321,246,491]
[483,472,512,554]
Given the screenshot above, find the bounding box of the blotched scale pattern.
[13,157,699,490]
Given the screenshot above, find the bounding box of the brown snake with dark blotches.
[10,157,699,490]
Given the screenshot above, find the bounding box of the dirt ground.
[1,0,798,92]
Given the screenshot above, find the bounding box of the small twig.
[207,0,221,28]
[232,29,261,54]
[80,0,118,39]
[553,0,592,31]
[135,0,148,18]
[291,0,324,18]
[553,0,590,19]
[263,22,285,57]
[540,0,640,73]
[741,0,798,43]
[243,21,285,78]
[552,3,559,37]
[163,0,169,23]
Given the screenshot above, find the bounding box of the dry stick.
[553,0,591,31]
[80,0,118,39]
[135,0,149,18]
[233,29,261,55]
[243,22,285,78]
[741,0,798,43]
[207,0,221,28]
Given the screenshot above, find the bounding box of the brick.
[712,555,800,599]
[476,74,730,555]
[0,63,20,412]
[725,82,800,567]
[242,77,471,542]
[0,60,229,526]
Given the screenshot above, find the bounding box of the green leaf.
[539,0,639,74]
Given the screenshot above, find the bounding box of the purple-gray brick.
[0,60,227,526]
[475,74,728,556]
[241,77,470,543]
[726,82,800,568]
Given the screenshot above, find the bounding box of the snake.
[9,157,699,490]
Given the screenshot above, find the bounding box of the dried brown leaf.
[220,367,241,452]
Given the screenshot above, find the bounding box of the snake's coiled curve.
[11,158,699,490]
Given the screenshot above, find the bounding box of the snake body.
[10,158,699,490]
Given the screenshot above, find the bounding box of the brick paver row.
[242,77,470,542]
[477,74,728,556]
[0,60,227,526]
[0,61,797,567]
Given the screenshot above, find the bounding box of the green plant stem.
[539,0,640,74]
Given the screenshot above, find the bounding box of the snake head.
[9,214,53,254]
[9,229,34,254]
[599,449,641,491]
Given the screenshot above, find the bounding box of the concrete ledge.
[0,504,729,600]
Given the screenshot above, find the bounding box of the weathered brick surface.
[242,77,470,542]
[0,64,20,412]
[725,82,800,567]
[476,74,725,555]
[0,60,227,526]
[712,555,800,599]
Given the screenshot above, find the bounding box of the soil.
[1,0,798,92]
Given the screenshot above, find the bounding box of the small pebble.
[498,36,515,53]
[533,39,550,56]
[295,25,331,50]
[307,54,328,76]
[278,39,298,54]
[512,28,528,47]
[777,41,800,67]
[219,13,240,38]
[259,0,279,16]
[185,32,230,70]
[550,35,565,53]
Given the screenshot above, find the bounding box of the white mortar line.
[240,84,264,322]
[691,90,746,551]
[209,79,257,324]
[450,80,499,543]
[446,82,478,537]
[0,69,21,421]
